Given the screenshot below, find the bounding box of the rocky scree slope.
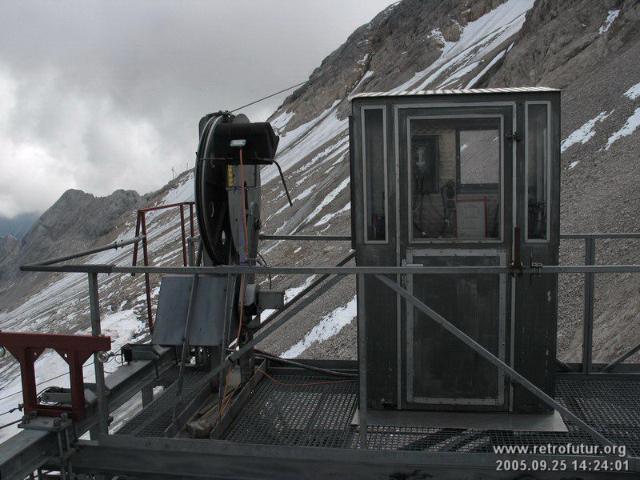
[261,0,640,364]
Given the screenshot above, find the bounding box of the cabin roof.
[350,86,559,100]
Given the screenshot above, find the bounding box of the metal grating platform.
[117,367,211,437]
[223,374,640,454]
[224,375,358,449]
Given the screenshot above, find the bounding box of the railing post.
[189,203,195,238]
[179,205,188,267]
[357,273,367,449]
[131,211,141,275]
[139,212,154,332]
[88,272,109,435]
[582,237,596,374]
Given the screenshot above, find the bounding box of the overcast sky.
[0,0,396,219]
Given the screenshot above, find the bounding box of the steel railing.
[16,231,640,447]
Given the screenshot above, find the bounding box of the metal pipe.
[21,263,640,275]
[357,273,367,449]
[179,205,188,267]
[140,213,154,332]
[259,234,351,241]
[189,204,195,238]
[33,236,144,267]
[602,341,640,372]
[560,233,640,239]
[138,201,195,213]
[375,274,614,448]
[582,238,596,374]
[131,213,141,273]
[88,273,108,435]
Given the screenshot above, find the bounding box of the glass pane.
[364,108,386,241]
[527,104,548,240]
[410,117,501,240]
[460,130,500,184]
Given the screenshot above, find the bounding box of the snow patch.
[569,161,580,170]
[351,70,374,93]
[314,202,351,227]
[281,295,357,359]
[263,102,347,185]
[270,110,295,132]
[284,275,317,303]
[624,82,640,101]
[606,107,640,150]
[160,171,194,206]
[297,177,350,230]
[357,53,370,66]
[391,0,534,93]
[599,9,620,34]
[465,49,506,88]
[561,111,611,152]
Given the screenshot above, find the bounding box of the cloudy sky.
[0,0,395,219]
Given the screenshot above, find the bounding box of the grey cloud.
[0,0,395,217]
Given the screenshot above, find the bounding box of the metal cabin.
[349,88,560,414]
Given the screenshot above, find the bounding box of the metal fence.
[15,232,640,449]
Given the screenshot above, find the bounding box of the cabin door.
[396,104,515,411]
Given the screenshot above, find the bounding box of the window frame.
[361,105,389,244]
[406,114,505,244]
[524,101,552,243]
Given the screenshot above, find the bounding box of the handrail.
[560,232,640,239]
[29,236,145,267]
[19,263,640,275]
[18,231,640,376]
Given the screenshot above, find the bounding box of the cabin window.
[526,103,549,240]
[409,117,501,241]
[363,107,387,242]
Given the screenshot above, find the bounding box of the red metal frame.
[131,201,196,332]
[0,332,111,420]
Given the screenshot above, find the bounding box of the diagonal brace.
[374,273,614,448]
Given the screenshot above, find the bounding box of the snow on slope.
[263,101,347,185]
[561,111,612,152]
[281,296,357,359]
[391,0,534,93]
[606,107,640,150]
[0,171,195,440]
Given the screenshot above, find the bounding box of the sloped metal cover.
[153,275,228,346]
[350,86,558,100]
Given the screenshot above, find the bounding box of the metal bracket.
[19,413,73,432]
[506,131,522,142]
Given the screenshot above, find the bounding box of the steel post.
[583,237,596,374]
[357,273,367,448]
[139,212,154,332]
[131,212,141,274]
[179,205,188,266]
[88,273,109,435]
[189,203,195,238]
